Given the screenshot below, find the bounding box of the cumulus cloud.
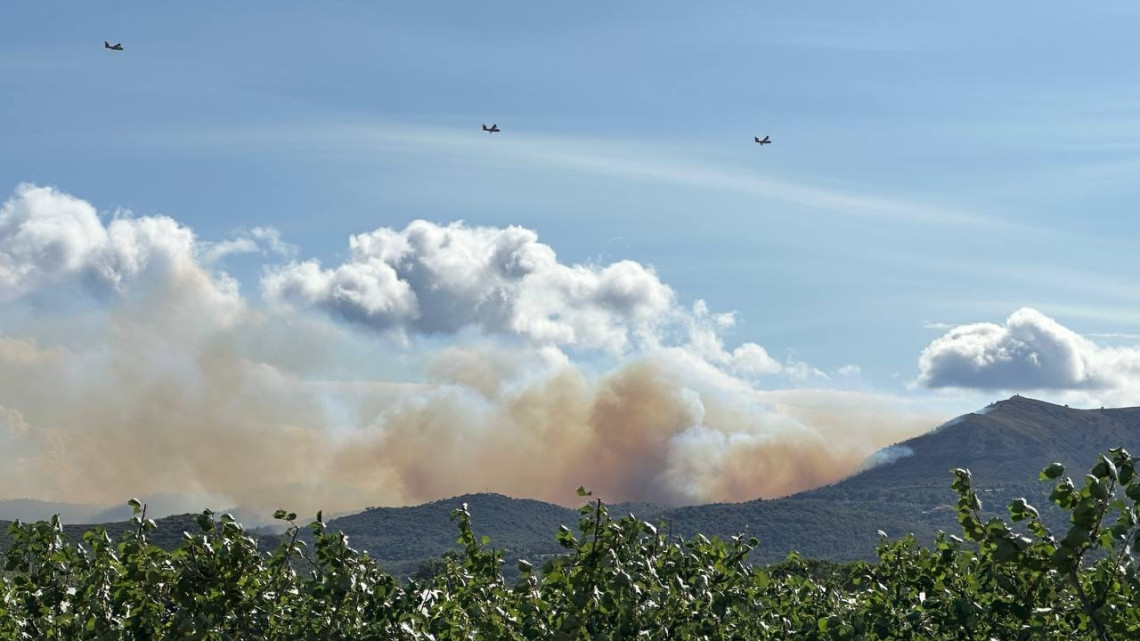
[917,308,1140,396]
[0,183,945,518]
[0,183,243,320]
[262,220,675,352]
[682,300,783,377]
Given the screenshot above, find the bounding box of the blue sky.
[4,1,1140,384]
[3,2,1140,510]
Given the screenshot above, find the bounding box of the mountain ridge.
[6,395,1140,572]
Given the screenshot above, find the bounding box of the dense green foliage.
[4,451,1140,639]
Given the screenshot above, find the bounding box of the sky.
[3,2,1140,516]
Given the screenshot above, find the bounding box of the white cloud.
[201,237,259,263]
[916,308,1140,396]
[249,226,296,257]
[0,183,937,516]
[1086,332,1140,340]
[201,226,296,264]
[262,220,676,353]
[0,183,242,317]
[0,183,107,296]
[682,300,783,377]
[784,359,829,382]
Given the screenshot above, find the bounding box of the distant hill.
[0,512,281,558]
[1,513,207,554]
[6,396,1139,574]
[320,395,1140,567]
[658,395,1140,561]
[0,499,114,524]
[0,494,260,527]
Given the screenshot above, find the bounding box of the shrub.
[2,451,1138,639]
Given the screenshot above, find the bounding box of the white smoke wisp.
[855,445,916,473]
[0,184,946,519]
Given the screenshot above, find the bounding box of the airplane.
[104,41,124,51]
[754,135,771,145]
[482,124,500,133]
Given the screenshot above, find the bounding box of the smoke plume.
[0,184,943,519]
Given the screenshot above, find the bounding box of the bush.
[3,451,1139,639]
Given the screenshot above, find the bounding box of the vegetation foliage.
[3,450,1140,640]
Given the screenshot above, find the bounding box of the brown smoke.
[0,183,951,521]
[0,302,944,519]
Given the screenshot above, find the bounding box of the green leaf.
[1088,476,1110,500]
[992,538,1019,563]
[576,486,592,497]
[1119,464,1134,485]
[1127,483,1140,502]
[1062,526,1090,549]
[1091,455,1118,481]
[1040,462,1065,481]
[1009,497,1039,522]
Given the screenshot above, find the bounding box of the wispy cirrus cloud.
[105,120,1012,229]
[201,226,297,264]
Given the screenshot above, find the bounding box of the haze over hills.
[4,396,1140,573]
[0,494,252,526]
[662,395,1140,561]
[0,499,112,524]
[314,395,1140,568]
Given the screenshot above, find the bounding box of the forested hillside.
[296,396,1140,568]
